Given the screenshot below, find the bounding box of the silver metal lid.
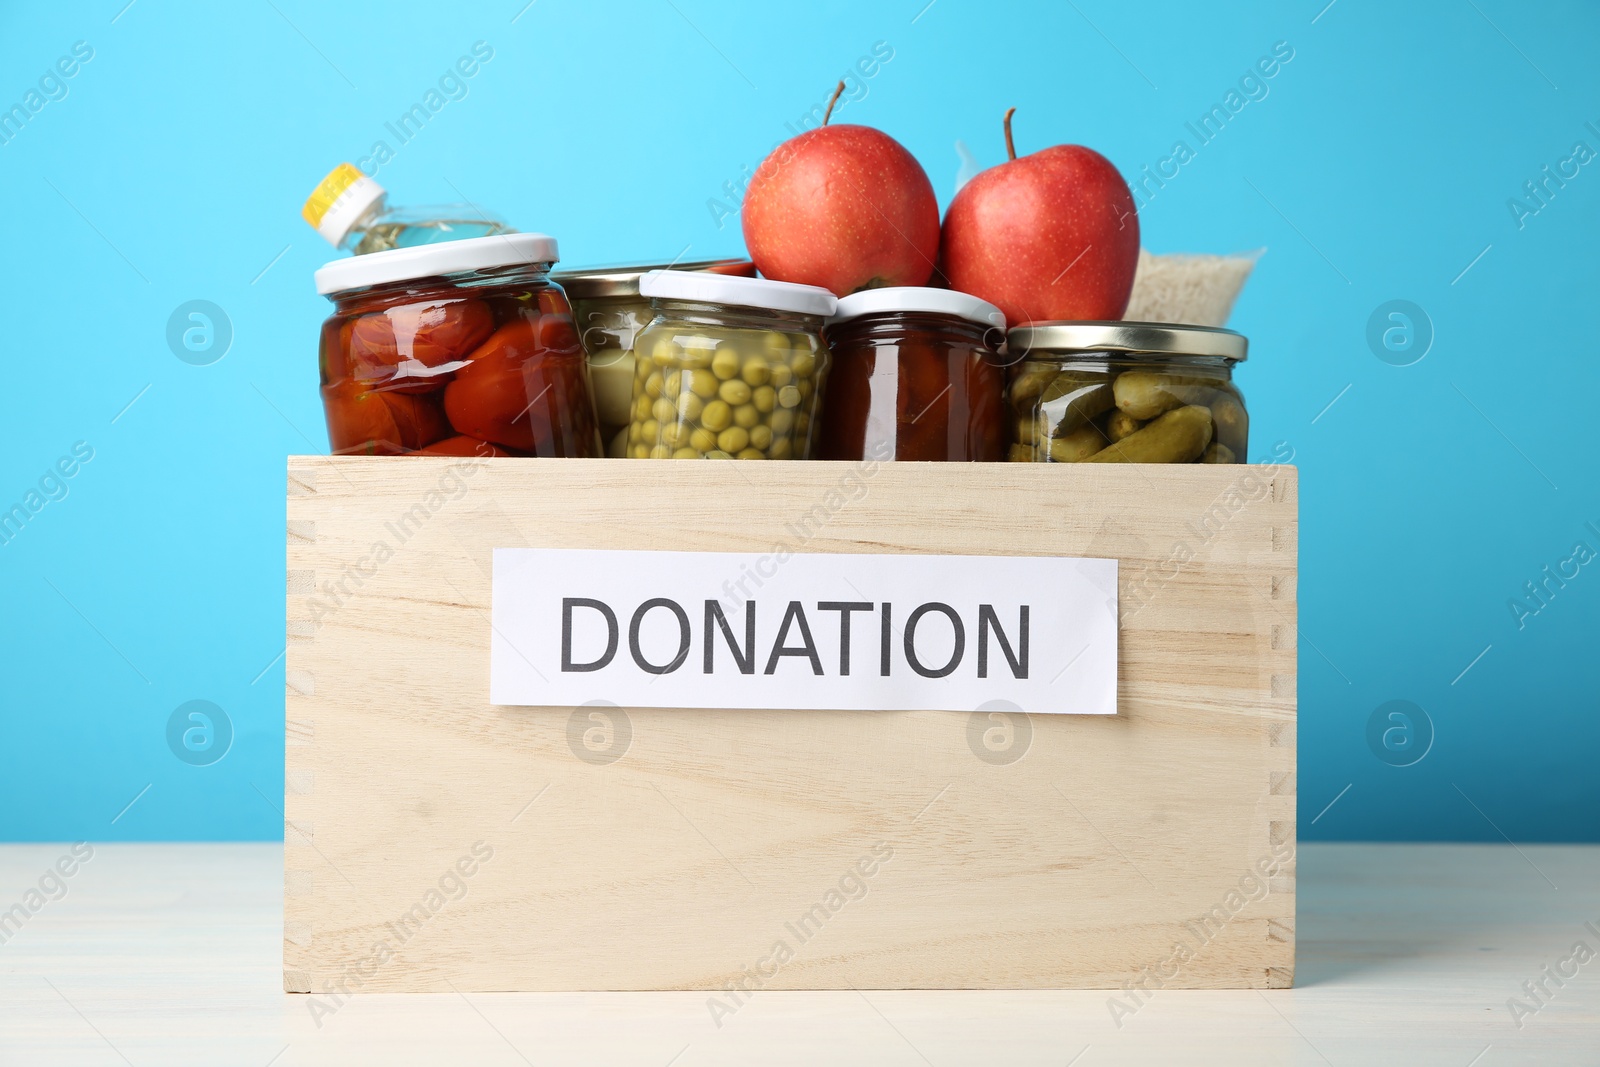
[553,258,755,299]
[1007,320,1248,362]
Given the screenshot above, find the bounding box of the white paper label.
[490,549,1117,715]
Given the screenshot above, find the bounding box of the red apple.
[742,82,939,296]
[941,108,1139,325]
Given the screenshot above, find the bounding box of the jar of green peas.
[626,271,838,460]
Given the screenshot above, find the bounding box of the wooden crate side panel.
[285,459,1296,991]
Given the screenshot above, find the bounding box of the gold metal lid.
[553,258,755,299]
[1007,320,1248,362]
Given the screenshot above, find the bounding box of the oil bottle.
[302,163,512,255]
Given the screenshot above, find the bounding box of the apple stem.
[1003,107,1018,161]
[823,81,845,126]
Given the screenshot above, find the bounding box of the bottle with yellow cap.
[302,164,513,255]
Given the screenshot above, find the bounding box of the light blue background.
[1,1,1595,842]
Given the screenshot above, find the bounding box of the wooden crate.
[284,457,1297,993]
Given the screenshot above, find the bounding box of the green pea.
[688,369,719,399]
[649,336,680,367]
[701,400,733,432]
[741,358,771,387]
[661,422,693,449]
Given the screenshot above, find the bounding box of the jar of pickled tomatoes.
[314,234,601,457]
[626,271,837,460]
[818,288,1008,462]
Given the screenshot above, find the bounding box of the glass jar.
[1006,322,1248,463]
[554,259,754,457]
[819,288,1008,462]
[626,271,837,460]
[315,233,601,457]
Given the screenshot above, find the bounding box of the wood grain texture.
[283,457,1297,993]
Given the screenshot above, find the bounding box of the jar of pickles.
[818,288,1007,462]
[626,271,837,460]
[554,259,754,457]
[315,234,601,457]
[1006,322,1248,463]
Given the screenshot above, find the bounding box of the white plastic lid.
[639,269,837,318]
[315,233,560,295]
[831,287,1006,330]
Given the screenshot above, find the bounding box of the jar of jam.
[818,288,1008,462]
[1006,322,1248,463]
[627,271,837,460]
[315,234,601,457]
[553,259,754,457]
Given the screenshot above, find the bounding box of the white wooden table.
[0,843,1594,1065]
